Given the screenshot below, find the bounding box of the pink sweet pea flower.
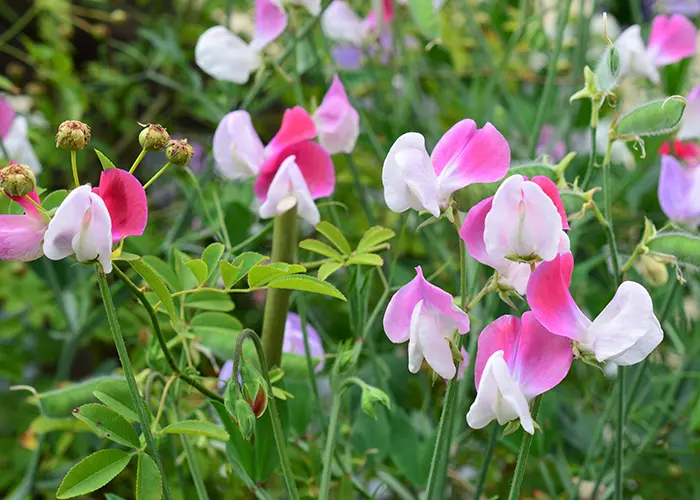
[213,111,266,180]
[460,175,570,294]
[313,75,360,154]
[527,254,663,366]
[321,1,370,45]
[259,156,321,224]
[251,0,288,50]
[383,266,470,379]
[466,312,572,435]
[0,189,47,262]
[536,125,567,163]
[658,155,700,227]
[0,98,42,174]
[43,169,148,274]
[383,120,510,217]
[658,139,700,164]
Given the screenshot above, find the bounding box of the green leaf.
[130,259,177,322]
[221,252,268,288]
[56,449,132,499]
[112,252,141,262]
[266,275,347,301]
[190,312,243,359]
[136,453,162,500]
[0,75,18,92]
[615,96,686,139]
[72,404,140,449]
[94,149,116,170]
[93,380,139,422]
[407,0,440,39]
[185,259,209,285]
[42,190,69,211]
[220,260,242,289]
[356,226,395,253]
[647,231,700,266]
[318,261,344,281]
[161,420,230,441]
[184,290,234,311]
[38,376,122,418]
[247,263,306,288]
[141,256,178,291]
[316,221,352,256]
[299,239,345,261]
[30,415,90,434]
[347,253,384,266]
[202,243,225,281]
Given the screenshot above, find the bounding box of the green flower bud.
[165,139,194,165]
[359,384,391,419]
[139,124,170,151]
[635,254,669,288]
[233,399,256,440]
[55,120,91,151]
[0,163,36,197]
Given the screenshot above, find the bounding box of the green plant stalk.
[143,161,172,189]
[112,265,224,402]
[261,206,298,368]
[319,393,342,500]
[527,0,574,157]
[474,424,500,499]
[602,137,621,281]
[507,395,544,500]
[96,270,173,500]
[233,329,300,500]
[582,105,599,189]
[70,150,80,187]
[129,148,147,173]
[346,153,376,225]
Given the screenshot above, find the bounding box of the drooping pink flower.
[383,266,470,379]
[313,75,360,155]
[466,312,572,435]
[658,155,700,227]
[527,254,663,366]
[0,189,47,262]
[460,175,570,294]
[92,168,148,242]
[383,120,510,217]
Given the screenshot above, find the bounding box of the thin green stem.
[70,151,80,187]
[212,188,232,249]
[474,424,500,499]
[129,148,147,174]
[528,0,574,157]
[0,5,36,46]
[614,368,625,500]
[507,395,544,500]
[582,107,599,189]
[96,270,173,500]
[261,207,298,368]
[602,137,621,281]
[319,393,342,500]
[143,161,172,189]
[345,153,376,225]
[620,244,645,275]
[233,329,300,500]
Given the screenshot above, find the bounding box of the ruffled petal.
[265,106,317,157]
[615,25,660,83]
[213,110,265,180]
[474,315,521,389]
[658,155,700,227]
[321,1,370,45]
[195,26,261,84]
[526,253,591,342]
[648,14,697,67]
[417,311,457,380]
[72,193,113,273]
[0,214,45,261]
[382,132,440,216]
[258,156,320,225]
[531,175,570,230]
[314,75,360,155]
[251,0,288,50]
[384,268,423,343]
[460,197,493,265]
[93,169,148,242]
[416,267,470,334]
[589,281,663,365]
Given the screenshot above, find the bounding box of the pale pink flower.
[0,189,47,262]
[313,75,360,154]
[677,84,700,141]
[658,155,700,227]
[0,98,42,174]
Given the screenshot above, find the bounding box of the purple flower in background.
[651,0,700,17]
[535,125,567,163]
[658,155,700,228]
[282,312,325,371]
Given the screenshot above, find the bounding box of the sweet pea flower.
[527,253,664,366]
[615,14,697,84]
[466,313,572,434]
[43,169,148,274]
[654,0,700,16]
[259,156,321,224]
[282,312,325,371]
[658,140,700,164]
[313,75,360,154]
[382,120,510,217]
[0,190,47,262]
[460,175,570,294]
[676,84,700,141]
[383,266,470,379]
[658,155,700,227]
[0,98,42,174]
[321,1,371,45]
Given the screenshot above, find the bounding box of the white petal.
[258,156,320,225]
[195,26,261,84]
[408,300,425,373]
[408,300,459,379]
[677,95,700,141]
[497,261,532,295]
[615,25,660,83]
[213,111,265,180]
[382,133,440,217]
[321,1,370,45]
[2,116,42,174]
[72,194,113,273]
[589,281,663,365]
[466,351,534,434]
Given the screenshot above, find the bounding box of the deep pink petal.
[0,98,15,139]
[93,169,148,242]
[0,214,45,261]
[383,268,423,343]
[8,189,41,219]
[265,106,317,157]
[251,0,288,50]
[431,119,477,176]
[460,196,493,265]
[255,141,334,200]
[526,253,591,342]
[365,0,394,30]
[511,312,573,400]
[648,14,697,66]
[474,315,521,389]
[416,267,470,334]
[531,176,570,230]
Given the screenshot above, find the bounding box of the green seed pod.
[0,163,36,197]
[55,120,91,150]
[233,399,256,440]
[615,96,686,140]
[165,139,194,165]
[138,123,170,151]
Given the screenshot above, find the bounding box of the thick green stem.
[507,395,543,500]
[261,207,298,368]
[474,424,500,499]
[96,270,172,500]
[614,367,625,500]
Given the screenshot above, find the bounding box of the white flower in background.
[0,98,42,174]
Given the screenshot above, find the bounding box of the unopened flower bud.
[110,9,128,23]
[635,254,669,287]
[139,124,170,151]
[0,163,36,197]
[56,120,91,151]
[165,139,194,165]
[233,399,256,440]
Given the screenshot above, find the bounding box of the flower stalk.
[507,394,543,500]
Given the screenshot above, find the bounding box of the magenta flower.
[383,120,510,217]
[658,155,700,228]
[527,254,663,366]
[0,189,47,262]
[460,175,570,294]
[466,312,572,435]
[384,266,470,379]
[313,75,360,155]
[43,169,148,274]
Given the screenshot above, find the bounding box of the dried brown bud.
[139,124,170,151]
[55,120,91,151]
[0,163,36,197]
[165,139,194,165]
